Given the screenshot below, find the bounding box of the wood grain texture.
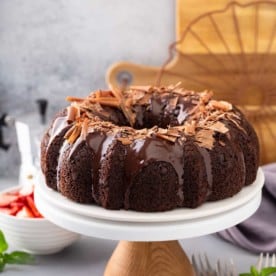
[106,1,276,164]
[104,240,195,276]
[176,0,271,53]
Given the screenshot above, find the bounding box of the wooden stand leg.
[104,240,195,276]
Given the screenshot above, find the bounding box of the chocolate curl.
[110,85,136,127]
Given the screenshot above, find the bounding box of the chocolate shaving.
[65,124,82,144]
[225,113,245,133]
[135,93,152,106]
[155,133,177,143]
[117,137,132,145]
[94,90,114,98]
[167,128,181,137]
[172,89,194,97]
[157,128,167,135]
[200,90,214,104]
[64,126,75,140]
[208,100,232,111]
[188,104,200,116]
[67,105,80,123]
[62,84,242,151]
[195,129,214,150]
[110,86,136,126]
[129,85,151,91]
[207,121,229,134]
[184,121,196,135]
[88,96,119,108]
[80,119,89,140]
[66,96,85,103]
[132,90,146,101]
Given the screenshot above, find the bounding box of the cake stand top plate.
[36,169,264,223]
[34,169,264,241]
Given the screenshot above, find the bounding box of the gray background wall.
[0,0,175,177]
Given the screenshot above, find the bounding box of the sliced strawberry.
[15,195,27,205]
[9,205,23,216]
[6,191,20,196]
[0,205,21,215]
[0,207,13,214]
[26,196,42,218]
[0,194,18,207]
[0,185,42,218]
[16,206,35,218]
[35,214,44,218]
[10,200,24,207]
[10,201,25,210]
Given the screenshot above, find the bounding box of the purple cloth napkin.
[217,163,276,253]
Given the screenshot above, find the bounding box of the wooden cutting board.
[106,0,276,165]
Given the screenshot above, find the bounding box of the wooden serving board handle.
[106,62,160,90]
[104,240,195,276]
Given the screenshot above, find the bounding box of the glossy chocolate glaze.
[64,128,186,206]
[44,115,71,191]
[134,93,199,129]
[47,91,204,205]
[56,141,70,191]
[48,116,69,145]
[197,146,213,198]
[85,132,115,178]
[125,136,184,204]
[41,86,259,211]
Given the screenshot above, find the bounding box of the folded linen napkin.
[217,163,276,253]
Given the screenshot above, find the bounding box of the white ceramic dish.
[36,168,264,223]
[0,185,80,255]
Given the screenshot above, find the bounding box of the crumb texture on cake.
[40,84,259,212]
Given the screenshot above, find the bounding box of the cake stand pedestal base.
[104,240,195,276]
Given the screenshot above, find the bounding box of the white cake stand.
[34,169,264,276]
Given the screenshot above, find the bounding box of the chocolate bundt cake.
[41,84,259,212]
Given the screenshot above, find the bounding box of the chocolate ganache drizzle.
[50,85,242,204]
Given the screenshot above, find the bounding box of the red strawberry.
[16,206,35,218]
[10,201,25,215]
[0,207,13,214]
[0,185,42,218]
[6,191,19,196]
[9,205,22,216]
[0,205,22,215]
[10,201,24,208]
[26,196,42,218]
[0,194,18,207]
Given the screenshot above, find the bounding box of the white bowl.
[0,185,80,255]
